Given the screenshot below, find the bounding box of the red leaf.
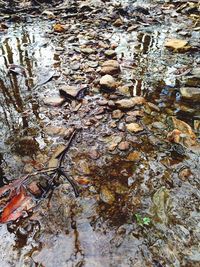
[0,186,34,223]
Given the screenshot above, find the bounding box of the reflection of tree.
[0,29,40,133]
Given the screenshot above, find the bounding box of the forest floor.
[0,1,200,266]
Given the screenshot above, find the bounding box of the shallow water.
[0,1,200,266]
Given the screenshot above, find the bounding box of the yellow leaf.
[53,24,65,33]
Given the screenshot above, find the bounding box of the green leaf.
[134,214,151,226]
[143,217,151,225]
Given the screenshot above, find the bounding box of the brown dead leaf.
[53,24,66,33]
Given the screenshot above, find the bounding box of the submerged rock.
[127,151,141,161]
[59,85,79,99]
[180,87,200,101]
[126,123,143,133]
[165,38,190,52]
[100,60,120,75]
[112,109,123,119]
[77,160,91,175]
[170,117,196,139]
[116,97,145,109]
[104,49,116,58]
[100,186,115,205]
[150,187,171,226]
[44,96,65,106]
[168,117,196,147]
[100,74,116,90]
[118,141,130,151]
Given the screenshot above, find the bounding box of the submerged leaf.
[0,186,34,223]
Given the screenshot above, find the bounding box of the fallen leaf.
[53,24,66,33]
[0,186,34,223]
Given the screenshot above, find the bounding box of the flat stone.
[77,160,91,175]
[112,109,123,119]
[125,115,137,123]
[89,149,100,160]
[97,99,108,106]
[152,122,166,129]
[81,47,94,54]
[118,122,126,131]
[116,99,135,109]
[100,74,116,90]
[178,168,191,181]
[127,110,144,117]
[127,25,139,32]
[87,61,98,68]
[118,141,130,151]
[59,85,79,99]
[171,117,196,138]
[165,38,190,52]
[180,87,200,101]
[44,126,73,137]
[104,49,116,58]
[100,60,120,75]
[108,100,115,108]
[126,123,143,133]
[147,102,160,112]
[116,97,145,109]
[70,61,80,71]
[44,96,65,106]
[118,85,131,96]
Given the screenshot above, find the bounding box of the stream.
[0,1,200,266]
